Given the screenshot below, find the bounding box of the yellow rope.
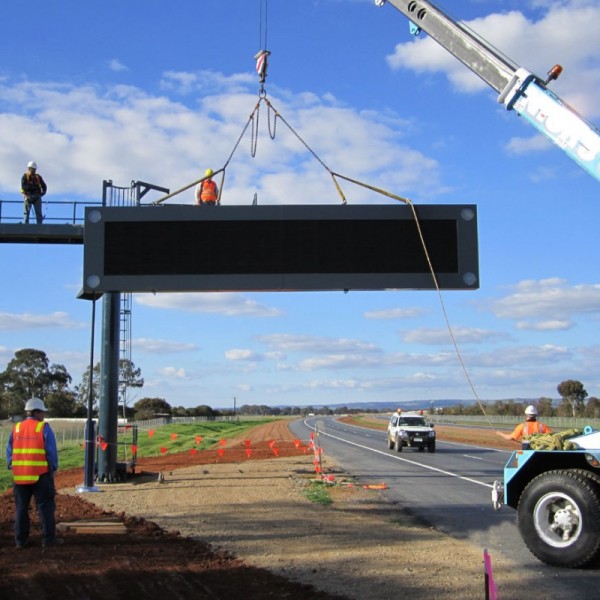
[329,171,493,428]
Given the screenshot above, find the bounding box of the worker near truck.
[496,405,551,449]
[21,161,47,224]
[5,397,62,548]
[195,168,218,206]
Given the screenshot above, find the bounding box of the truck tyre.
[395,437,403,452]
[517,469,600,567]
[388,436,394,450]
[427,441,436,453]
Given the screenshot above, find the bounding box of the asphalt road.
[289,416,600,599]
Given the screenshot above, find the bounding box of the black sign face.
[83,204,478,292]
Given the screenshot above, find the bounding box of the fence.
[0,415,244,458]
[428,414,600,430]
[0,419,87,458]
[0,198,101,224]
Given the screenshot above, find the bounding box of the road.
[289,416,600,599]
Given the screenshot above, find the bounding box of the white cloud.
[158,366,187,379]
[160,70,254,95]
[108,59,129,73]
[0,73,445,203]
[401,326,507,345]
[0,311,85,330]
[516,319,572,331]
[505,134,553,155]
[490,278,600,327]
[135,292,282,317]
[133,338,198,353]
[467,344,571,368]
[363,306,428,320]
[225,348,262,361]
[256,333,379,354]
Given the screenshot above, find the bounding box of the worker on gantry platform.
[195,169,219,206]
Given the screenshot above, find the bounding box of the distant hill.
[288,398,544,412]
[291,399,470,412]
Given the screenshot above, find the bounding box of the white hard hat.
[525,404,538,416]
[25,397,47,412]
[27,161,37,169]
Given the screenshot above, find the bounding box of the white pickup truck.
[386,410,436,453]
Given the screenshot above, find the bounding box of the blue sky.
[0,0,599,410]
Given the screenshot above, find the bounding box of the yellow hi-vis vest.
[11,419,49,484]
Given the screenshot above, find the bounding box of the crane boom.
[378,0,600,182]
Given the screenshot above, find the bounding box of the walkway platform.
[0,223,84,244]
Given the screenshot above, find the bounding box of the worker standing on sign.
[21,161,47,224]
[496,405,552,449]
[195,169,219,206]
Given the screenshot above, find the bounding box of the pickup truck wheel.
[427,441,436,453]
[517,469,600,567]
[387,437,394,450]
[395,438,403,452]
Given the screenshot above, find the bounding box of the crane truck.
[375,0,600,183]
[375,0,600,567]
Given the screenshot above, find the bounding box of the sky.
[0,0,599,410]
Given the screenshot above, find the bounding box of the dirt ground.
[0,418,539,600]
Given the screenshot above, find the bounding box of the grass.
[301,480,333,506]
[0,417,276,494]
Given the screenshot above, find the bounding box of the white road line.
[314,425,494,490]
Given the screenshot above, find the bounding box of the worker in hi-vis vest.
[496,404,551,449]
[195,168,219,206]
[6,397,62,548]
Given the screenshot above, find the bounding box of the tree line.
[0,348,144,419]
[437,380,599,418]
[1,349,596,420]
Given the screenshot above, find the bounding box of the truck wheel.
[517,469,600,567]
[395,438,403,452]
[388,436,394,450]
[427,441,436,453]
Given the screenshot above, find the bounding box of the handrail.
[0,199,102,225]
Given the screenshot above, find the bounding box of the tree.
[45,390,86,417]
[74,363,101,413]
[557,380,588,417]
[75,359,144,415]
[133,397,172,420]
[0,349,72,417]
[118,358,144,413]
[584,397,600,419]
[536,397,554,418]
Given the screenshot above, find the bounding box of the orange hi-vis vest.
[517,420,549,440]
[11,419,49,484]
[200,180,217,203]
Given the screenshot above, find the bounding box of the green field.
[0,418,274,494]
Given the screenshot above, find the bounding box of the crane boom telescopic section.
[382,0,517,93]
[378,0,600,183]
